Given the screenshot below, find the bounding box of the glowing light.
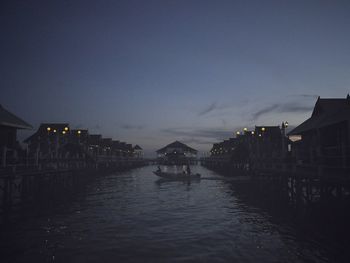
[62,131,66,135]
[236,131,240,135]
[285,121,289,127]
[261,127,265,131]
[53,129,57,133]
[259,134,262,137]
[77,130,81,134]
[47,127,51,131]
[243,128,248,131]
[64,127,69,131]
[289,135,302,142]
[251,131,255,135]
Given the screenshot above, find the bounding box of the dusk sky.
[1,0,350,156]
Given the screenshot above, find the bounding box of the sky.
[1,0,350,157]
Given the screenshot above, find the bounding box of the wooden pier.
[201,156,350,211]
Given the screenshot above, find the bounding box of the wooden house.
[70,129,89,146]
[288,95,350,169]
[88,134,102,156]
[251,126,284,159]
[0,105,32,166]
[24,123,70,164]
[111,140,122,156]
[133,145,143,158]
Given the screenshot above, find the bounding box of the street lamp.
[282,121,288,129]
[281,121,288,158]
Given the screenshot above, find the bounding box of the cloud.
[198,102,217,116]
[252,104,279,120]
[281,103,313,113]
[120,124,144,130]
[252,102,313,121]
[197,102,234,117]
[161,127,233,141]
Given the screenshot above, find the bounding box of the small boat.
[153,171,201,180]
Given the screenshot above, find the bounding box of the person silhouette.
[186,164,191,175]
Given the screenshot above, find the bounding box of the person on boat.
[186,164,191,175]
[157,165,161,172]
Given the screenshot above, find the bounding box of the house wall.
[0,126,17,148]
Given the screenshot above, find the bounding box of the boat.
[153,171,201,180]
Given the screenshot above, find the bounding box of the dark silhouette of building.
[156,141,197,165]
[204,125,290,172]
[0,105,32,166]
[24,123,71,166]
[24,124,143,169]
[133,145,143,158]
[288,95,350,169]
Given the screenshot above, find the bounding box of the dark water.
[0,166,347,262]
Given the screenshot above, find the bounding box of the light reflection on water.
[0,165,342,262]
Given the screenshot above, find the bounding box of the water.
[0,166,347,262]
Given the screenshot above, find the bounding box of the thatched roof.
[156,141,197,154]
[0,105,32,129]
[288,95,350,135]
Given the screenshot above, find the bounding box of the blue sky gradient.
[1,0,350,156]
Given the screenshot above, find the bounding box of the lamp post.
[77,130,81,144]
[47,127,51,158]
[281,121,288,158]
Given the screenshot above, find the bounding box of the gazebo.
[156,141,197,165]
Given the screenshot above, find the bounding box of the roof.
[39,123,69,130]
[156,141,197,154]
[255,126,281,137]
[24,123,70,143]
[70,129,89,137]
[0,105,32,129]
[288,95,350,135]
[134,145,142,150]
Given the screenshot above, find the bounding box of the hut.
[24,123,70,162]
[288,95,350,169]
[0,105,32,166]
[156,141,197,165]
[133,145,143,158]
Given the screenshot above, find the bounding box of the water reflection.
[0,165,348,262]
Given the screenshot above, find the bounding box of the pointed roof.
[288,95,350,135]
[156,141,197,154]
[24,123,70,143]
[0,105,32,129]
[134,145,142,150]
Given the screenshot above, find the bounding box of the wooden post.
[1,146,7,167]
[35,144,40,167]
